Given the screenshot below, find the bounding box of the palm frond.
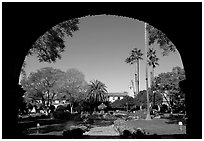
[87,80,108,103]
[125,48,143,64]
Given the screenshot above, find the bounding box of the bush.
[130,106,140,112]
[132,128,146,139]
[87,114,101,121]
[49,105,55,112]
[114,119,126,127]
[159,104,169,113]
[53,110,71,120]
[63,128,85,138]
[56,105,66,112]
[121,130,133,139]
[103,113,117,120]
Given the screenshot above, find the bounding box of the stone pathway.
[84,125,120,136]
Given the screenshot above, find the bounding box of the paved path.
[84,125,120,136]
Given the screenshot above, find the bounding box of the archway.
[3,3,201,139]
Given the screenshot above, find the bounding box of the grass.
[20,111,186,138]
[121,118,186,135]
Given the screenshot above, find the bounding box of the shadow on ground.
[22,134,187,139]
[164,114,186,125]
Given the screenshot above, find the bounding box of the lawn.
[121,118,186,135]
[20,112,186,138]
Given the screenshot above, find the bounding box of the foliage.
[53,110,71,120]
[160,104,170,113]
[78,100,93,112]
[111,96,137,110]
[20,67,65,110]
[125,48,143,64]
[56,105,66,112]
[135,90,163,108]
[28,18,79,63]
[57,68,89,112]
[21,67,89,113]
[111,92,163,111]
[147,48,159,69]
[152,66,186,113]
[86,80,108,108]
[146,24,176,56]
[125,48,143,96]
[19,18,79,86]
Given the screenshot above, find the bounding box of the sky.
[23,15,183,93]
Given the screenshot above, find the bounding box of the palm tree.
[145,23,151,120]
[125,48,143,98]
[147,48,159,83]
[87,80,108,111]
[147,48,159,107]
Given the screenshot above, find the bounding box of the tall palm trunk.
[145,23,151,120]
[145,61,151,120]
[137,59,140,97]
[134,59,140,98]
[151,68,155,107]
[134,62,137,98]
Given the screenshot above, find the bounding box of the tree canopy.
[87,80,108,109]
[20,67,64,109]
[111,95,137,110]
[135,89,163,108]
[57,68,89,112]
[147,48,159,69]
[146,24,176,56]
[20,67,89,113]
[28,18,79,63]
[152,66,186,112]
[125,48,143,64]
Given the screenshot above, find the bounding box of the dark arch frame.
[3,2,201,139]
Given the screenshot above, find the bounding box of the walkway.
[83,125,120,136]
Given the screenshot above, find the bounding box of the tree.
[147,48,159,85]
[147,48,159,106]
[152,66,186,113]
[145,23,176,120]
[86,80,108,111]
[145,23,151,120]
[111,96,137,111]
[19,18,79,82]
[20,67,64,112]
[58,68,88,113]
[146,24,176,56]
[16,18,79,128]
[125,48,143,97]
[27,18,79,63]
[135,90,163,109]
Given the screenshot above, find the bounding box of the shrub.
[159,104,169,113]
[121,130,133,139]
[114,119,126,127]
[53,110,71,120]
[87,114,100,120]
[132,128,146,139]
[63,128,85,138]
[49,105,55,112]
[56,105,66,112]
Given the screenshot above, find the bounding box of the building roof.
[106,92,128,97]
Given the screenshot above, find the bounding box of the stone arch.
[3,3,201,138]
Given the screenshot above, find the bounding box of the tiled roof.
[106,92,128,97]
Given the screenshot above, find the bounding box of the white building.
[106,92,130,103]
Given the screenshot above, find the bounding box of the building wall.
[108,96,124,103]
